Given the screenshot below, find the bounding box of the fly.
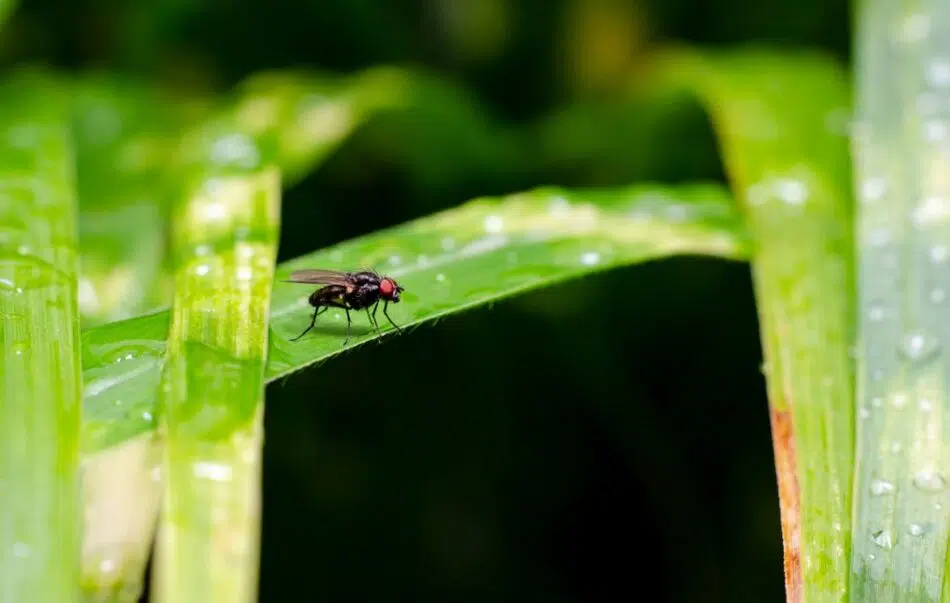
[284,268,405,345]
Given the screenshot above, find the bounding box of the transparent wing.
[283,269,352,286]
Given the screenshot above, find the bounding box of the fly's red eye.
[379,279,395,297]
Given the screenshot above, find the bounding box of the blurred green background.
[2,0,852,600]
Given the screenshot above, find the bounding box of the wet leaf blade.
[851,2,950,600]
[0,69,82,603]
[81,182,748,452]
[72,75,186,603]
[151,166,280,603]
[659,48,855,602]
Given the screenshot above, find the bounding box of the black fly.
[284,269,405,345]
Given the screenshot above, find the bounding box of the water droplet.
[900,331,940,361]
[440,237,456,251]
[435,273,446,283]
[192,461,232,482]
[914,469,946,492]
[416,254,430,267]
[579,251,600,266]
[775,178,808,205]
[548,196,570,217]
[871,529,894,549]
[142,411,153,422]
[236,266,253,281]
[872,396,883,407]
[920,398,934,412]
[868,553,876,561]
[99,558,116,574]
[833,522,842,532]
[388,255,402,266]
[924,120,949,142]
[209,132,260,168]
[932,288,946,304]
[859,407,870,419]
[891,441,903,454]
[483,215,504,234]
[869,227,892,247]
[195,244,212,256]
[931,245,950,263]
[871,479,895,495]
[892,393,908,408]
[861,177,887,202]
[868,305,886,322]
[665,204,689,221]
[202,201,227,221]
[194,264,211,277]
[908,522,928,537]
[928,59,950,87]
[12,542,30,558]
[912,196,950,225]
[151,467,162,482]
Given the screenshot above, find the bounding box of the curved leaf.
[656,47,855,602]
[81,182,749,454]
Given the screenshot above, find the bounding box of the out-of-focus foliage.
[0,0,866,602]
[0,67,82,603]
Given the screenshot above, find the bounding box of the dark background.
[2,0,851,600]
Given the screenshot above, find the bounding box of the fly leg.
[319,299,354,345]
[290,305,328,341]
[342,306,352,346]
[382,301,403,334]
[366,302,382,341]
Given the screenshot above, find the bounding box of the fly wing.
[283,269,352,286]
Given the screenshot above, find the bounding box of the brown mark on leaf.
[770,407,802,603]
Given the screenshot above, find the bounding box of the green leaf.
[0,68,82,603]
[851,2,950,600]
[657,47,855,601]
[81,182,749,454]
[151,168,279,603]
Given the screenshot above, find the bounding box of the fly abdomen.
[309,285,346,307]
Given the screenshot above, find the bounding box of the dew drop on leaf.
[899,330,940,361]
[579,251,600,266]
[871,529,894,549]
[871,479,895,495]
[12,542,30,558]
[913,469,946,492]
